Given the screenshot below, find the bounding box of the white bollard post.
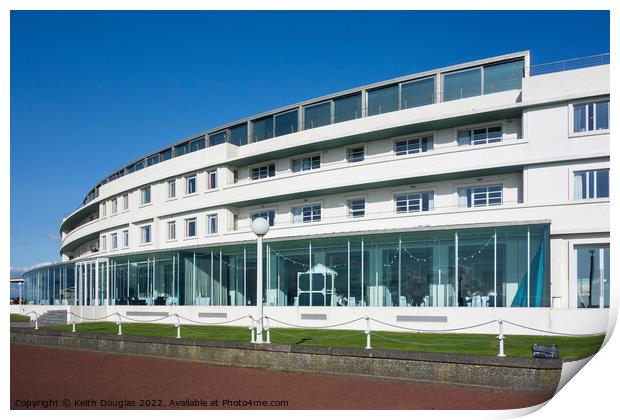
[175,314,181,339]
[265,317,271,344]
[71,313,76,333]
[497,319,505,357]
[34,313,39,331]
[117,313,122,336]
[365,317,371,350]
[249,316,256,343]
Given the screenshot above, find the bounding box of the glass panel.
[483,59,524,94]
[334,94,362,123]
[574,171,587,199]
[596,101,609,130]
[304,102,331,130]
[367,85,399,116]
[230,124,248,146]
[576,247,601,308]
[573,104,587,132]
[189,136,206,151]
[457,130,471,146]
[587,103,595,131]
[161,149,173,161]
[347,146,365,163]
[209,131,226,147]
[603,247,610,308]
[597,170,609,198]
[401,77,435,109]
[147,154,160,166]
[175,142,189,157]
[252,115,274,142]
[443,68,481,101]
[275,110,298,137]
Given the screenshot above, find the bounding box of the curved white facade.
[21,51,610,334]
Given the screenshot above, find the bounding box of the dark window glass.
[189,136,206,152]
[334,94,362,123]
[230,124,248,146]
[401,77,435,109]
[483,59,524,93]
[347,146,365,163]
[275,110,298,137]
[596,101,609,130]
[175,142,189,157]
[597,170,609,198]
[367,85,399,116]
[444,68,481,101]
[347,199,365,218]
[208,131,226,146]
[147,154,160,166]
[251,210,276,226]
[304,102,331,130]
[134,160,145,171]
[161,149,173,161]
[252,116,274,142]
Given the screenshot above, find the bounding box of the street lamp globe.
[251,217,270,236]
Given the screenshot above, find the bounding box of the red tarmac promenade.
[11,344,553,410]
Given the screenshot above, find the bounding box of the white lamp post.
[251,217,270,344]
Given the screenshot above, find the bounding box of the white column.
[454,232,459,307]
[527,227,531,308]
[256,235,264,343]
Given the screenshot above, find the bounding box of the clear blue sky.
[10,10,610,274]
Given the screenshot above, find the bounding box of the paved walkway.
[11,344,553,410]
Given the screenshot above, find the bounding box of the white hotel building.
[21,51,610,333]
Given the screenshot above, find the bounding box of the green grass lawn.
[10,314,31,322]
[42,322,604,361]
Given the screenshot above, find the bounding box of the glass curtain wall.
[23,224,550,308]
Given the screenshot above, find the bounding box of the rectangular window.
[208,131,226,147]
[207,170,218,190]
[123,194,129,211]
[207,214,218,234]
[457,126,502,146]
[274,109,298,137]
[443,68,482,101]
[292,204,321,223]
[100,235,106,251]
[346,146,365,163]
[250,210,276,226]
[167,180,176,199]
[401,77,435,109]
[100,202,107,218]
[334,94,362,123]
[292,155,321,172]
[233,169,239,184]
[186,175,197,195]
[122,230,129,247]
[395,192,434,213]
[576,245,610,308]
[250,164,276,180]
[574,169,609,199]
[141,225,152,244]
[140,186,151,205]
[367,85,399,116]
[167,221,176,240]
[185,218,197,238]
[161,148,173,161]
[111,233,118,250]
[252,115,274,142]
[483,60,524,93]
[189,136,206,152]
[111,198,118,214]
[395,136,433,155]
[304,101,332,130]
[229,124,248,146]
[175,142,189,157]
[347,198,366,218]
[147,154,160,166]
[573,100,609,133]
[458,185,503,208]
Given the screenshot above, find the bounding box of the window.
[576,245,610,308]
[100,202,107,218]
[274,109,298,137]
[186,175,197,195]
[304,102,331,130]
[250,210,276,226]
[368,85,399,116]
[574,169,609,199]
[167,221,176,240]
[140,186,151,205]
[230,124,248,146]
[208,131,226,147]
[395,192,434,213]
[401,77,435,109]
[111,198,118,214]
[207,170,218,190]
[458,126,502,146]
[573,100,609,133]
[185,218,197,238]
[250,164,276,180]
[168,180,176,199]
[141,225,152,244]
[458,185,503,208]
[175,142,189,157]
[100,235,106,251]
[122,230,129,247]
[292,155,320,172]
[233,170,239,184]
[443,68,481,101]
[146,154,160,166]
[207,214,218,234]
[334,94,362,123]
[346,146,365,163]
[111,233,118,250]
[347,199,366,218]
[292,204,321,223]
[123,194,129,211]
[395,136,433,155]
[189,136,206,152]
[483,60,524,93]
[161,149,173,161]
[252,115,274,142]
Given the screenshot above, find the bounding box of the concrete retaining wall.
[11,328,562,393]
